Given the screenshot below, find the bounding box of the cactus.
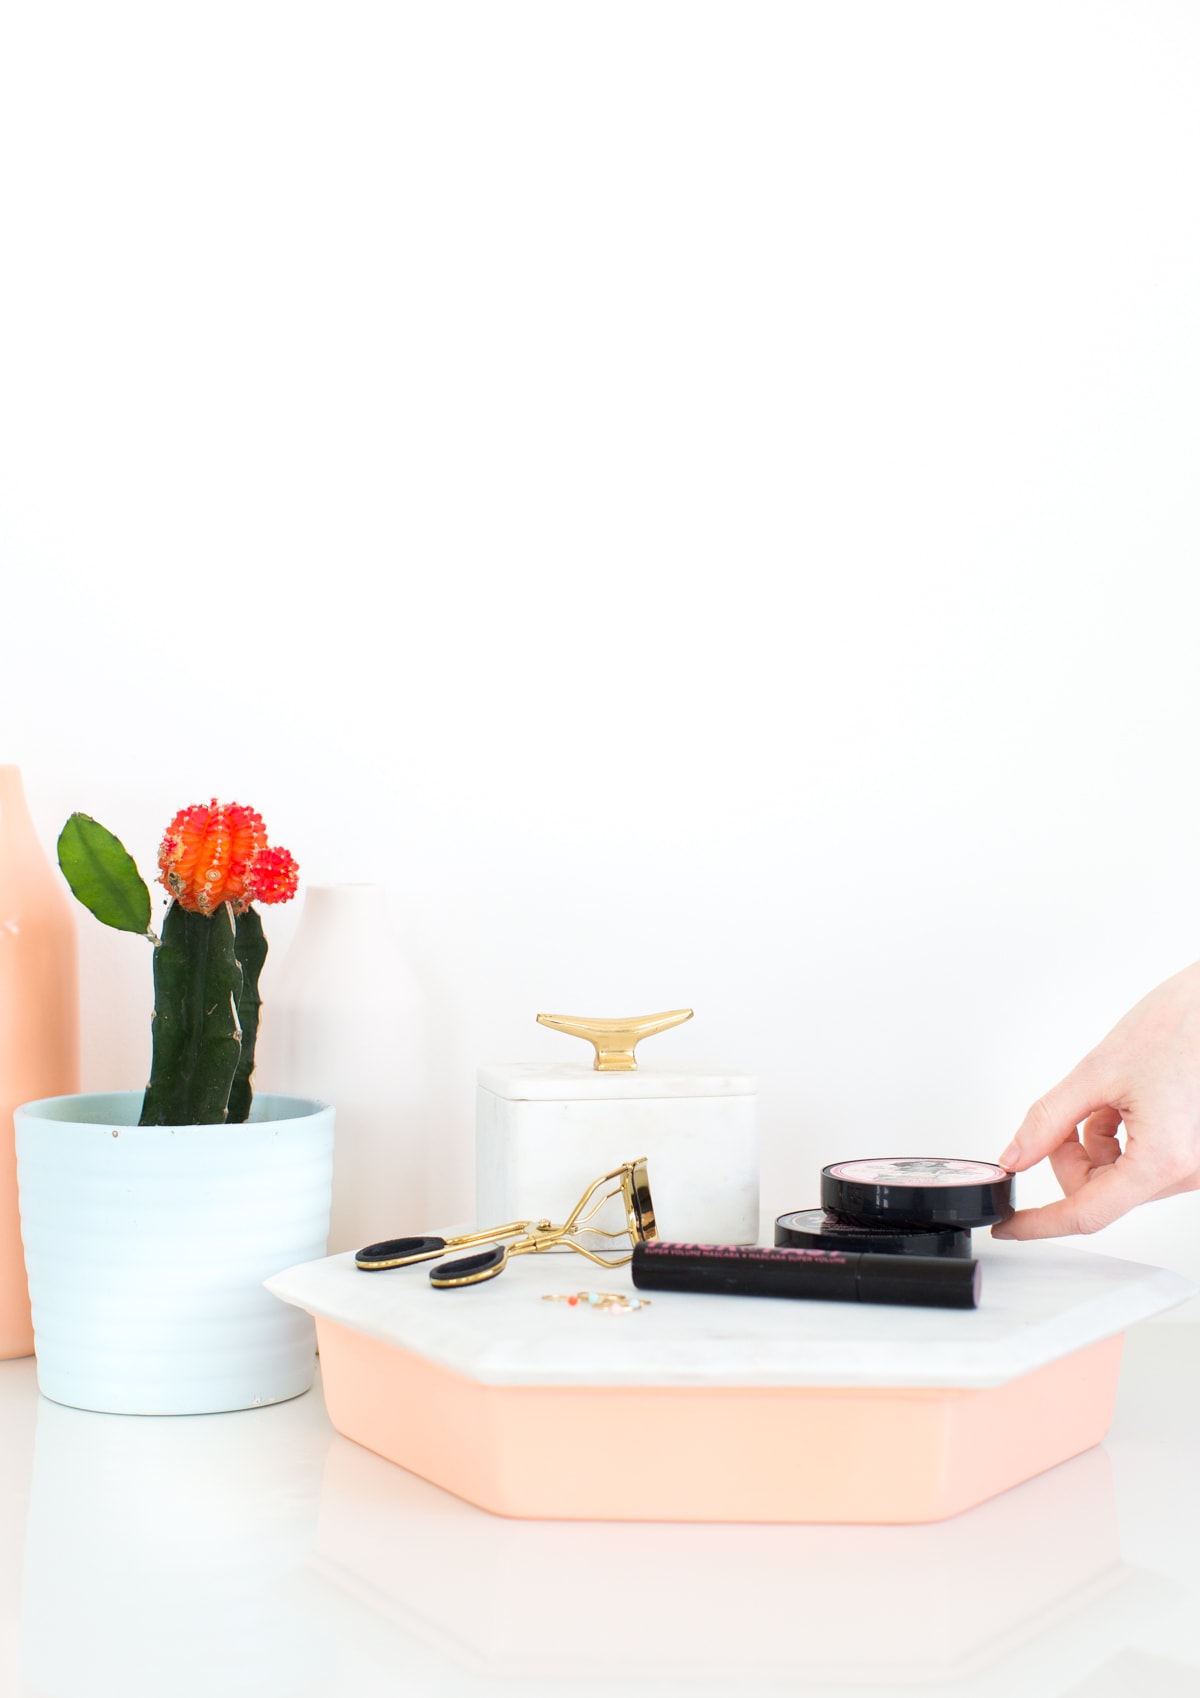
[139,901,243,1126]
[58,803,298,1127]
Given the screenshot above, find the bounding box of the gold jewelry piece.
[356,1158,658,1289]
[536,1008,693,1072]
[542,1291,651,1313]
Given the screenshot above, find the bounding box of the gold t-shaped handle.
[536,1008,694,1071]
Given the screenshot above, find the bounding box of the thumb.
[999,1060,1115,1171]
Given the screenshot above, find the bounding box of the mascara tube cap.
[857,1252,980,1309]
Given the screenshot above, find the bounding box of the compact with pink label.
[822,1157,1014,1231]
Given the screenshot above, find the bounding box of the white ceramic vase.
[14,1091,333,1415]
[258,884,430,1255]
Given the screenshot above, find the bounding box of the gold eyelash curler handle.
[428,1159,658,1287]
[428,1235,632,1288]
[358,1157,658,1283]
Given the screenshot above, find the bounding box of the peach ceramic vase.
[0,766,79,1358]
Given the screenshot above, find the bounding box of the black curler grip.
[355,1235,447,1270]
[430,1244,508,1287]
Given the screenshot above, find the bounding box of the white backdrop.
[3,3,1199,1305]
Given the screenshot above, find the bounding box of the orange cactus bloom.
[158,801,297,915]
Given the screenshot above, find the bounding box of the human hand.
[992,961,1200,1239]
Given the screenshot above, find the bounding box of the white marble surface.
[266,1238,1194,1389]
[3,1326,1200,1697]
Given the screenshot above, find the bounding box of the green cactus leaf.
[139,900,243,1126]
[227,906,267,1124]
[57,813,152,935]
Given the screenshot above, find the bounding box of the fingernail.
[997,1142,1020,1169]
[991,1223,1014,1239]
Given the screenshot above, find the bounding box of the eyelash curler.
[355,1158,657,1288]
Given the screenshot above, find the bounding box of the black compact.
[821,1157,1014,1232]
[775,1206,972,1260]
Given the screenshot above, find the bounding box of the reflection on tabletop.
[2,1333,1199,1698]
[15,1368,333,1698]
[294,1434,1155,1697]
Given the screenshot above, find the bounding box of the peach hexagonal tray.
[266,1240,1192,1524]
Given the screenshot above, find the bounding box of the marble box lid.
[266,1239,1194,1392]
[476,1062,756,1101]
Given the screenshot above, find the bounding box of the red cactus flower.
[158,801,282,914]
[246,844,300,906]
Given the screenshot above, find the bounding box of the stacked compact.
[776,1157,1014,1258]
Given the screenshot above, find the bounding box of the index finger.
[992,1154,1158,1239]
[1000,1059,1115,1172]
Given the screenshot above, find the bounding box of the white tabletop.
[2,1325,1200,1697]
[266,1238,1194,1389]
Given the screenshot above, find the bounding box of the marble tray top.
[266,1239,1194,1391]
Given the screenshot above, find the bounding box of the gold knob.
[535,1008,694,1072]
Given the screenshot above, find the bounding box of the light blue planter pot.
[14,1091,334,1415]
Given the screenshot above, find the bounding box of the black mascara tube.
[631,1241,981,1310]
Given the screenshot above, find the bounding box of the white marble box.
[475,1062,758,1244]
